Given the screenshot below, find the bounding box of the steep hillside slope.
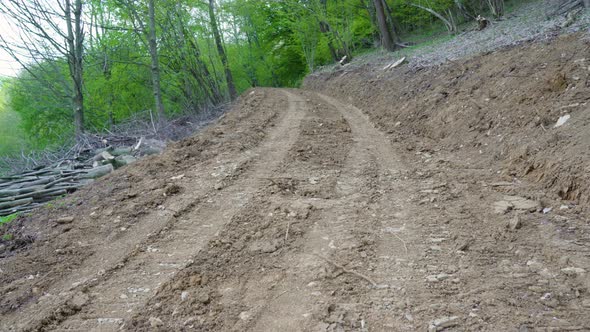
[306,33,590,206]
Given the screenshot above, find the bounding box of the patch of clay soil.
[1,33,590,332]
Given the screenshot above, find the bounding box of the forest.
[0,0,514,163]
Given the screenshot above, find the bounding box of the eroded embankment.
[305,33,590,208]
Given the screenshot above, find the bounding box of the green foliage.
[0,78,26,155]
[0,213,18,226]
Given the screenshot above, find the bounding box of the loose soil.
[1,33,590,331]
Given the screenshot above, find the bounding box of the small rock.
[436,273,450,281]
[542,207,552,214]
[561,267,586,276]
[214,182,224,190]
[429,245,442,252]
[181,291,189,302]
[582,299,590,308]
[429,316,459,332]
[503,195,539,211]
[149,316,164,328]
[554,114,570,128]
[508,216,522,230]
[426,273,450,282]
[55,217,74,224]
[308,177,320,185]
[404,312,414,322]
[426,275,439,282]
[239,311,252,321]
[97,318,123,325]
[196,292,210,304]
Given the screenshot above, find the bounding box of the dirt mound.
[305,33,590,208]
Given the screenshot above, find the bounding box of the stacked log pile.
[0,139,165,217]
[546,0,588,16]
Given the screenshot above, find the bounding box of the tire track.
[47,90,306,331]
[239,91,397,331]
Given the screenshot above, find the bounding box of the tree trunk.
[319,21,339,62]
[208,0,237,100]
[65,0,85,139]
[410,3,456,33]
[373,0,396,51]
[148,0,166,123]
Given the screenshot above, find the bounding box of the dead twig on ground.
[285,221,291,243]
[393,233,409,254]
[313,253,378,287]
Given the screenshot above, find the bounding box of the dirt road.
[1,86,589,331]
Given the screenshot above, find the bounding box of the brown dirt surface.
[1,33,590,332]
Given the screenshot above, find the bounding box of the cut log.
[114,155,137,168]
[0,186,46,198]
[78,164,114,179]
[101,151,115,161]
[6,177,56,190]
[111,147,133,156]
[0,198,33,210]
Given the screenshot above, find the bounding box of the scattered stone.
[308,177,320,185]
[429,245,442,252]
[426,275,439,282]
[97,318,123,325]
[181,291,189,302]
[508,216,522,230]
[426,273,450,282]
[429,316,459,332]
[582,299,590,308]
[560,205,569,210]
[542,207,552,214]
[214,182,224,190]
[436,273,450,281]
[505,196,540,211]
[561,267,587,276]
[196,292,210,304]
[55,217,74,224]
[239,311,252,321]
[149,316,164,328]
[554,114,570,128]
[170,174,185,180]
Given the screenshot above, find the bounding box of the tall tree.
[65,0,85,137]
[208,0,237,100]
[373,0,398,51]
[147,0,166,122]
[0,0,87,138]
